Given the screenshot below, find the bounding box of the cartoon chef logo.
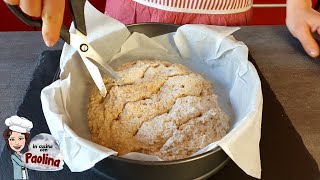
[3,116,64,180]
[4,116,33,179]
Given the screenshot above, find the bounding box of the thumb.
[296,26,319,58]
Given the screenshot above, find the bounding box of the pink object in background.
[105,0,253,26]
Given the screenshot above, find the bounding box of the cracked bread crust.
[88,60,229,160]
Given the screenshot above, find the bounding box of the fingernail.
[44,40,54,47]
[309,50,318,58]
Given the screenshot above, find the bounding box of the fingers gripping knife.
[6,0,123,97]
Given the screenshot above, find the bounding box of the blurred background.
[0,0,319,30]
[0,0,316,31]
[0,0,310,31]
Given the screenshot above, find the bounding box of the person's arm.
[286,0,320,57]
[4,0,65,47]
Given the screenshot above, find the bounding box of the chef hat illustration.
[5,116,33,133]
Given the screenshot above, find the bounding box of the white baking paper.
[40,1,262,178]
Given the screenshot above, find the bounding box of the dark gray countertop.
[0,26,319,176]
[234,26,320,168]
[0,32,63,154]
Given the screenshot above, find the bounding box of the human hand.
[4,0,65,47]
[286,0,320,58]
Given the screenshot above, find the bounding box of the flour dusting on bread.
[88,60,229,160]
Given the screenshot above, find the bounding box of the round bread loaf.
[88,60,229,160]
